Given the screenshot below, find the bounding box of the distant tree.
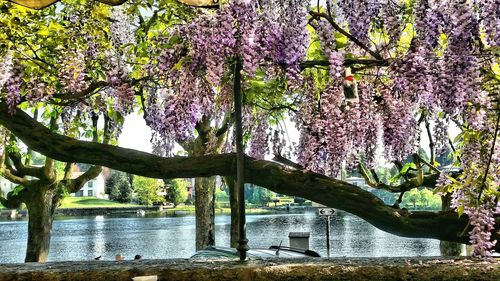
[215,188,229,202]
[109,171,133,203]
[250,186,275,206]
[419,188,442,210]
[403,188,420,209]
[168,179,188,206]
[133,176,165,206]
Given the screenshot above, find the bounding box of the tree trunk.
[439,194,463,256]
[25,189,57,262]
[225,177,239,248]
[194,177,216,250]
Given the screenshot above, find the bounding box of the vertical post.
[234,58,248,261]
[326,215,331,258]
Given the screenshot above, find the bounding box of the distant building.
[345,177,367,188]
[70,173,107,199]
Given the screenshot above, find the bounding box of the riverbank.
[0,257,497,281]
[0,205,307,219]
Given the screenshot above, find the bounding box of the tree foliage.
[108,170,133,203]
[167,179,188,206]
[133,175,165,205]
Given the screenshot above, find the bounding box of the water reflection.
[0,212,441,263]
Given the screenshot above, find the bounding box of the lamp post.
[233,58,249,261]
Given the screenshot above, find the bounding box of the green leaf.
[457,205,464,217]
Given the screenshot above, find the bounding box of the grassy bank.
[3,197,303,215]
[59,197,141,208]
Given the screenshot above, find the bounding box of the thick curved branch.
[0,151,30,186]
[0,165,30,186]
[0,102,496,249]
[68,166,103,194]
[215,112,234,138]
[5,150,45,179]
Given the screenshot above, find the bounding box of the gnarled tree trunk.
[194,176,216,250]
[439,194,463,256]
[25,188,58,262]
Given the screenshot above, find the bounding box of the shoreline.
[0,205,314,220]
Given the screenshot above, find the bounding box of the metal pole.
[234,58,248,261]
[326,215,331,258]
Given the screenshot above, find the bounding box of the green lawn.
[59,197,141,208]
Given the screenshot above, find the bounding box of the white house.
[70,173,107,199]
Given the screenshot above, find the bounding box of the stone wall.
[0,258,498,281]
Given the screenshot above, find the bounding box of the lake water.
[0,212,441,263]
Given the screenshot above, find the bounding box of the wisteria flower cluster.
[59,50,87,94]
[337,0,382,45]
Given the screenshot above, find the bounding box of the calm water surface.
[0,212,440,263]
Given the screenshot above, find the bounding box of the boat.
[190,245,320,261]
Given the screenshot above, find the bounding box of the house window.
[77,190,84,197]
[88,181,94,188]
[88,190,93,197]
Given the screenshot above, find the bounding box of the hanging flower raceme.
[381,1,402,45]
[338,0,382,45]
[248,113,269,160]
[414,0,443,49]
[391,46,435,107]
[475,0,500,46]
[436,2,480,117]
[5,65,22,114]
[106,56,134,115]
[0,52,13,90]
[295,78,325,173]
[433,115,449,156]
[109,6,135,48]
[316,19,336,57]
[59,50,87,94]
[380,89,419,162]
[25,77,54,103]
[355,84,381,168]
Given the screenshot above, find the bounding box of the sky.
[118,112,153,153]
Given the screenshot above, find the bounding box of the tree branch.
[5,150,45,179]
[6,0,128,10]
[309,11,384,60]
[358,163,440,193]
[68,166,103,194]
[272,154,304,170]
[0,102,495,249]
[215,112,234,138]
[300,59,389,70]
[424,118,436,164]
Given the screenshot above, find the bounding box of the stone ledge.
[0,257,498,281]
